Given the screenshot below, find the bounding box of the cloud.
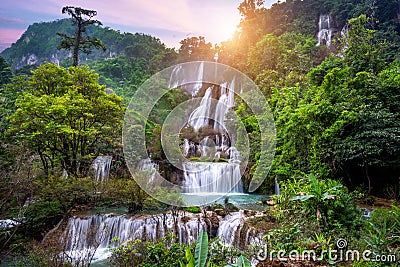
[37,0,196,33]
[1,0,261,50]
[0,28,25,52]
[0,17,27,24]
[50,0,241,45]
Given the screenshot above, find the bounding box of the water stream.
[317,14,333,46]
[62,210,264,263]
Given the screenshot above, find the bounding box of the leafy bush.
[21,200,63,239]
[275,173,362,232]
[363,204,400,261]
[110,234,187,267]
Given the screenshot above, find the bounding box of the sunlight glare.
[213,13,239,42]
[217,20,238,41]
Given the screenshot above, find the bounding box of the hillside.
[0,18,175,70]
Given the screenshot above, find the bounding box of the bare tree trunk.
[73,24,82,66]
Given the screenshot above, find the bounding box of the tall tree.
[7,63,124,177]
[178,36,214,62]
[57,6,106,66]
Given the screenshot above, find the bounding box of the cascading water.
[61,210,263,263]
[64,213,210,248]
[92,156,112,182]
[317,14,332,46]
[181,70,244,196]
[183,162,243,194]
[274,177,280,195]
[217,211,263,249]
[137,158,158,182]
[188,87,213,131]
[169,61,204,96]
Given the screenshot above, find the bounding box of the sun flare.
[216,20,238,41]
[210,13,240,42]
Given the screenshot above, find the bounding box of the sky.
[0,0,279,52]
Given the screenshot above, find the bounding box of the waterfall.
[92,156,112,182]
[317,14,332,46]
[0,219,20,229]
[181,70,245,196]
[61,210,263,263]
[62,169,68,179]
[188,87,213,131]
[214,94,228,131]
[169,61,204,96]
[340,23,349,52]
[183,162,243,194]
[183,139,190,157]
[274,177,280,196]
[217,211,262,249]
[137,158,158,182]
[227,147,241,164]
[62,212,211,262]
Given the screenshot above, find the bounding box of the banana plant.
[289,173,343,229]
[181,230,209,267]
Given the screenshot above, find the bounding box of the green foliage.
[110,234,187,267]
[263,14,400,195]
[184,206,201,213]
[207,238,242,266]
[0,18,176,73]
[6,63,124,177]
[0,56,13,86]
[87,35,177,101]
[237,255,251,267]
[13,240,72,267]
[182,247,195,267]
[178,36,214,62]
[20,200,63,239]
[363,205,400,258]
[195,231,208,267]
[248,32,317,83]
[274,174,362,232]
[103,177,148,213]
[344,15,386,75]
[36,175,94,209]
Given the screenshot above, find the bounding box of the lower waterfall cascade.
[61,210,263,263]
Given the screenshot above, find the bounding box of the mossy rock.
[214,208,226,216]
[225,202,239,211]
[183,206,201,213]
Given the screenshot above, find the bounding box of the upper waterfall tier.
[187,84,236,132]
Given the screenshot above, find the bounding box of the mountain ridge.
[0,18,172,70]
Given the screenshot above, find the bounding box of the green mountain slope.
[0,18,175,70]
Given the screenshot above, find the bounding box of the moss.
[183,206,201,213]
